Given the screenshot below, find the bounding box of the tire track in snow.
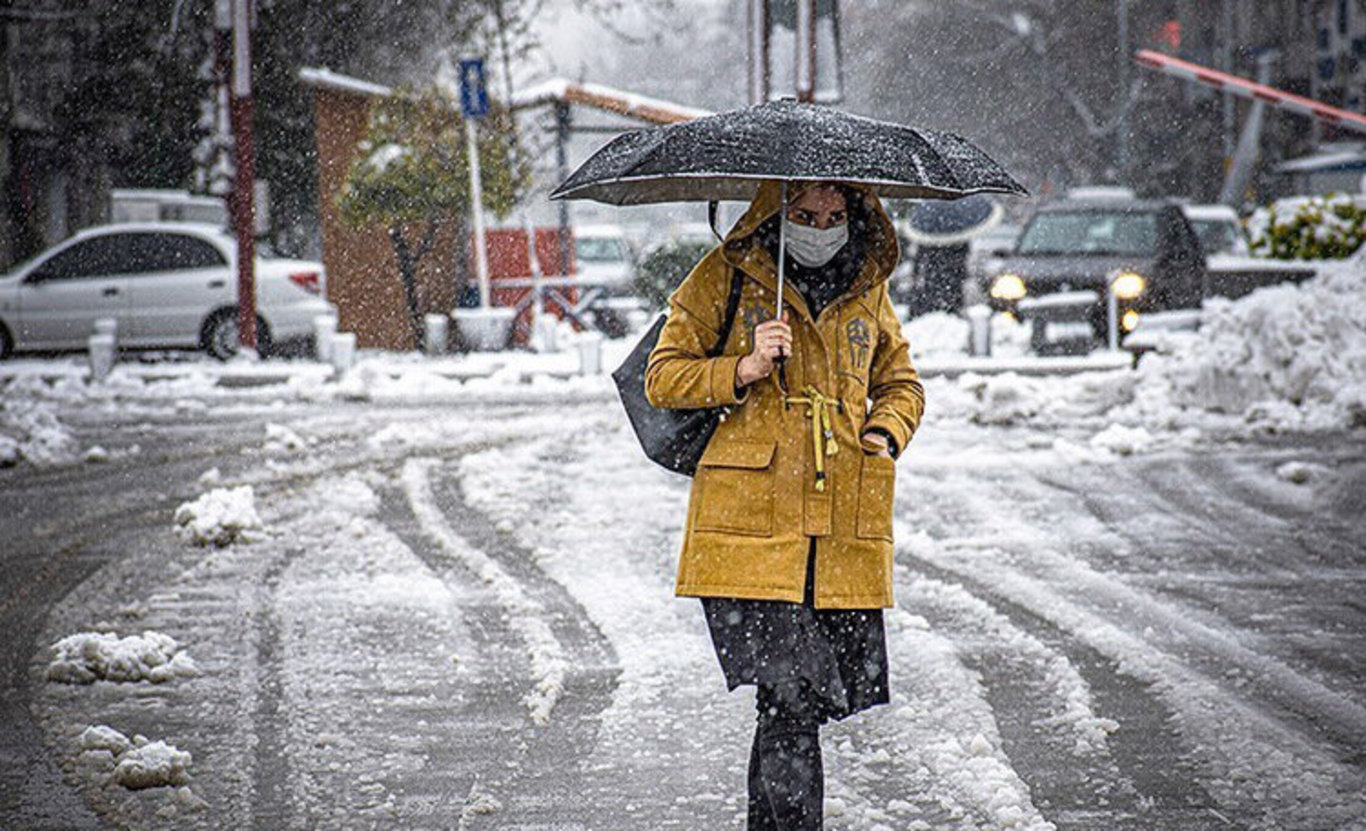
[891,547,1228,830]
[1029,460,1366,753]
[402,457,570,725]
[892,517,1366,829]
[391,454,619,828]
[248,545,307,830]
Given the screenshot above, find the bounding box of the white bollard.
[313,313,338,363]
[330,332,356,373]
[965,304,992,357]
[93,317,118,339]
[576,333,603,376]
[88,334,116,382]
[423,314,449,356]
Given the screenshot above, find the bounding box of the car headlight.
[1110,271,1146,300]
[990,273,1027,301]
[1121,309,1140,331]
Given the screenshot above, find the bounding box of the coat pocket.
[856,453,896,541]
[694,439,776,537]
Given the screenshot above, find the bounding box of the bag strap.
[706,267,745,358]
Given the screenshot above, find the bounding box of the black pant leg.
[748,723,780,831]
[752,681,824,830]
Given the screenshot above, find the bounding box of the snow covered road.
[3,393,1365,829]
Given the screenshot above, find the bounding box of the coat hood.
[720,180,901,298]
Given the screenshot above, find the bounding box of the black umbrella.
[902,194,1004,247]
[550,98,1026,306]
[549,98,1026,205]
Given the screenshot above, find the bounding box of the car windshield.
[1190,219,1241,255]
[1016,211,1159,257]
[577,237,628,263]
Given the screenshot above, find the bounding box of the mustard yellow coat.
[645,181,925,609]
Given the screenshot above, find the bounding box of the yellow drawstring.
[783,384,841,492]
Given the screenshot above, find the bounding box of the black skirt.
[700,539,889,722]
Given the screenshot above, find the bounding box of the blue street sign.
[459,58,489,119]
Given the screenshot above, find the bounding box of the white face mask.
[783,218,849,268]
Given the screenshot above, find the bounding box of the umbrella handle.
[776,180,788,322]
[774,179,790,396]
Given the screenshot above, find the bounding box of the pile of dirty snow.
[47,631,199,684]
[263,422,309,453]
[0,395,78,466]
[174,486,263,546]
[78,726,194,790]
[1130,257,1366,430]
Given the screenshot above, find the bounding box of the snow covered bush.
[47,630,199,684]
[174,485,263,546]
[1247,194,1366,260]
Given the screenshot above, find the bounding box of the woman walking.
[645,179,925,829]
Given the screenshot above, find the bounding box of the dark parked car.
[985,196,1205,353]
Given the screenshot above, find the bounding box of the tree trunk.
[389,225,425,349]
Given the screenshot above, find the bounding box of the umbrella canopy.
[902,194,1005,247]
[549,98,1027,205]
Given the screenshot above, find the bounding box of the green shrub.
[633,240,714,311]
[1247,194,1366,260]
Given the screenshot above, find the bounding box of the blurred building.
[1173,0,1366,198]
[0,2,109,270]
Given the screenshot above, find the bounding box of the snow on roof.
[511,77,710,124]
[297,67,392,98]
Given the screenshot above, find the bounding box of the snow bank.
[47,630,199,684]
[1130,258,1366,431]
[905,311,1032,359]
[78,727,193,789]
[174,486,263,546]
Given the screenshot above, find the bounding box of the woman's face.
[786,186,848,230]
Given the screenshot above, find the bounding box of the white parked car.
[1180,204,1249,256]
[572,224,636,296]
[0,223,334,360]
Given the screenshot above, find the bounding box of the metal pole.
[794,0,814,102]
[748,0,768,106]
[1218,51,1277,206]
[230,0,256,352]
[1221,0,1235,161]
[1107,280,1119,351]
[776,181,788,316]
[1116,0,1129,179]
[465,119,491,308]
[554,101,572,277]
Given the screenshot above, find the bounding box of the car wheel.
[0,323,12,360]
[202,310,272,361]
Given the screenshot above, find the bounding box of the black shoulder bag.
[611,267,746,476]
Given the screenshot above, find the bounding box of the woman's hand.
[736,314,791,387]
[860,431,893,459]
